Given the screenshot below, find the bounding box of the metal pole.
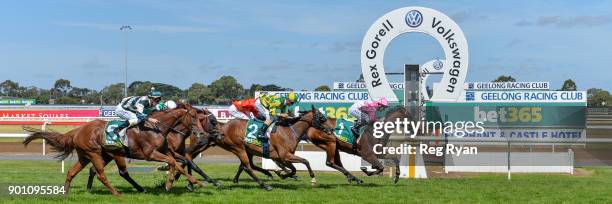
[120,25,132,97]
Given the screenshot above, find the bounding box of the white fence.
[0,117,121,173]
[444,150,574,174]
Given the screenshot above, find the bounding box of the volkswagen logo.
[433,60,443,70]
[405,10,423,28]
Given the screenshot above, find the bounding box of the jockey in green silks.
[253,92,300,140]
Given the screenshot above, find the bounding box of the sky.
[0,0,611,91]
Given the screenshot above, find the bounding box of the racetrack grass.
[1,161,611,203]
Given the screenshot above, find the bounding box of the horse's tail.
[23,128,74,160]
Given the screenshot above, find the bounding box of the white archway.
[360,7,469,102]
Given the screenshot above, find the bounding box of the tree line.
[0,76,332,105]
[1,75,610,107]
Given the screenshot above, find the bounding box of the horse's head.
[297,105,334,135]
[196,108,223,142]
[153,103,205,138]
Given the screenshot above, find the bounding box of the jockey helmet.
[287,92,299,103]
[148,87,162,99]
[376,97,389,107]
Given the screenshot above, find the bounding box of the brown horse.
[84,104,215,192]
[234,106,411,184]
[322,106,411,183]
[182,106,332,190]
[23,105,205,196]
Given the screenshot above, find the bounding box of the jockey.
[228,98,259,120]
[254,92,299,140]
[349,97,389,138]
[113,88,164,136]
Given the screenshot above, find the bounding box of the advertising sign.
[446,128,586,143]
[100,107,117,117]
[361,7,469,102]
[460,91,587,103]
[257,91,370,103]
[0,109,100,118]
[0,98,36,105]
[333,82,404,90]
[426,105,586,128]
[465,82,550,90]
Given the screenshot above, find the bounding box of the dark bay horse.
[316,106,411,183]
[23,106,205,196]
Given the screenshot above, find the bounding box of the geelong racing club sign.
[361,7,469,102]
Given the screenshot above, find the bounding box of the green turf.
[0,161,611,203]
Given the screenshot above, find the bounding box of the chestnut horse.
[23,105,205,196]
[234,106,411,184]
[181,106,332,190]
[84,104,215,192]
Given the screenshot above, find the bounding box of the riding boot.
[351,119,365,139]
[351,120,365,153]
[257,123,270,141]
[258,123,271,158]
[114,121,130,136]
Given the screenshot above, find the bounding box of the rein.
[154,109,198,136]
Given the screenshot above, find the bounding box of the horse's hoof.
[356,179,364,184]
[138,188,147,193]
[393,177,399,184]
[233,179,239,184]
[291,175,299,181]
[262,185,273,191]
[186,184,194,192]
[310,178,317,187]
[165,186,172,192]
[267,175,274,180]
[211,181,222,187]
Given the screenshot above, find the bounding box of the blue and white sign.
[333,82,404,90]
[458,91,587,103]
[448,128,586,143]
[256,91,370,103]
[100,107,117,117]
[465,82,550,90]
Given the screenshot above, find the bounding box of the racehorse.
[233,106,411,184]
[23,104,206,196]
[325,106,411,183]
[182,106,332,190]
[86,106,222,192]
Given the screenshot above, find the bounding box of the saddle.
[104,120,130,149]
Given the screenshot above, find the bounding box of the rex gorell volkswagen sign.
[361,7,469,102]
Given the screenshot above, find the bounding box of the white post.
[41,122,48,156]
[61,160,65,173]
[569,149,574,175]
[507,140,511,180]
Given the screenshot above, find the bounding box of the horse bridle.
[156,108,205,137]
[297,110,334,135]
